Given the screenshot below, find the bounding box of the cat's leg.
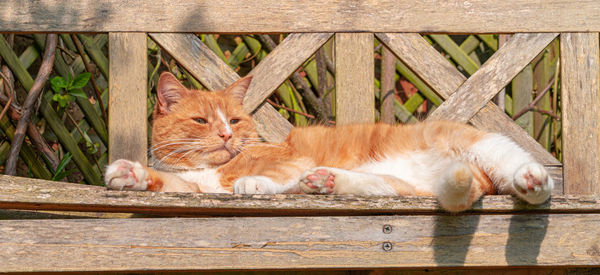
[468,133,553,204]
[298,167,415,196]
[433,161,488,212]
[105,159,199,192]
[233,176,299,194]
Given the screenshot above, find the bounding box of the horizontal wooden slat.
[0,171,582,217]
[2,214,600,272]
[376,33,560,165]
[2,0,600,33]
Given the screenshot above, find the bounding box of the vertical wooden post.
[108,33,148,164]
[560,33,600,194]
[335,33,374,125]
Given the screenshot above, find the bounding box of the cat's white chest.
[175,169,228,193]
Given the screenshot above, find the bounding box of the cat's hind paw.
[299,168,335,194]
[513,162,553,204]
[104,159,149,191]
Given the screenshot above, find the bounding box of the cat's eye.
[230,119,240,124]
[193,117,207,124]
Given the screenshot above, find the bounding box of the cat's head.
[150,72,259,170]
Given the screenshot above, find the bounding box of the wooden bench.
[1,0,599,273]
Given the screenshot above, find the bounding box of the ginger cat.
[105,72,553,212]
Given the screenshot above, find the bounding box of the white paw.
[513,162,553,204]
[104,159,149,191]
[233,176,281,194]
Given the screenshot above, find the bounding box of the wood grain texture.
[376,33,560,165]
[149,33,292,142]
[108,32,147,163]
[2,214,600,272]
[335,33,374,124]
[560,33,600,195]
[2,1,600,33]
[242,33,333,112]
[0,171,575,217]
[427,33,558,123]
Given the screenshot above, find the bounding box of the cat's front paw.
[513,162,553,204]
[105,159,149,191]
[299,168,335,194]
[233,176,282,194]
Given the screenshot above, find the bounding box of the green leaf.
[52,152,73,181]
[69,88,87,99]
[52,168,76,181]
[71,72,91,89]
[50,76,68,93]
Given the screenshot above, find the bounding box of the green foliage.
[51,152,76,181]
[50,72,90,108]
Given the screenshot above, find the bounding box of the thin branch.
[27,121,59,170]
[511,76,556,121]
[5,34,57,175]
[266,98,335,125]
[71,34,108,124]
[532,108,560,120]
[258,34,331,123]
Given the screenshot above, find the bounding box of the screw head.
[382,224,392,234]
[382,242,393,251]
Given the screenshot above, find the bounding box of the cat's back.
[284,121,487,168]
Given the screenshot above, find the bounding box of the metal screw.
[382,224,392,234]
[382,242,393,251]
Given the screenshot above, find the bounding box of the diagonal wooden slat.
[377,33,560,166]
[242,33,333,112]
[426,33,558,123]
[149,33,294,142]
[560,33,600,195]
[335,33,375,124]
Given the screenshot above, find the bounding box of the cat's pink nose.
[219,132,232,142]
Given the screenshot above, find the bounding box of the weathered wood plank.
[149,33,292,142]
[376,33,560,165]
[560,33,600,195]
[2,1,600,33]
[0,171,580,217]
[242,33,333,112]
[335,33,374,124]
[108,32,147,163]
[427,33,558,123]
[2,214,600,272]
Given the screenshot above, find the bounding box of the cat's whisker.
[150,141,211,153]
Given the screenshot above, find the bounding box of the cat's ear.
[157,72,188,114]
[223,75,252,104]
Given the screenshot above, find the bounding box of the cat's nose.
[218,131,232,142]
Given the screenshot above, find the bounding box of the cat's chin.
[206,149,236,167]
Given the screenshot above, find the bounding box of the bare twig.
[532,107,560,120]
[71,34,108,124]
[26,121,59,170]
[266,98,335,125]
[511,76,556,121]
[258,34,331,123]
[5,34,57,175]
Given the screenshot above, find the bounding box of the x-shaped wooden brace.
[377,33,560,165]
